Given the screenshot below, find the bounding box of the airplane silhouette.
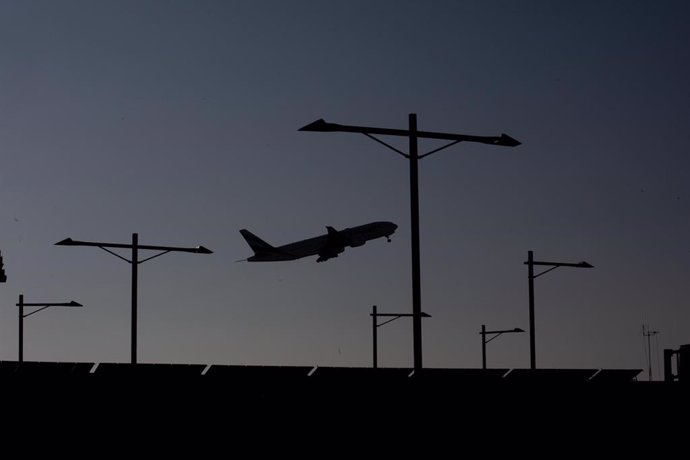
[240,221,398,263]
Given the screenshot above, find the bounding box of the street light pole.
[18,294,24,362]
[15,294,83,362]
[525,250,593,369]
[480,324,524,369]
[528,250,535,369]
[370,306,431,369]
[132,233,138,364]
[481,324,486,370]
[56,233,212,364]
[408,114,423,369]
[301,115,519,372]
[372,305,378,369]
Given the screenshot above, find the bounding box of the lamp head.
[497,133,521,147]
[299,119,337,132]
[578,261,594,268]
[55,238,76,246]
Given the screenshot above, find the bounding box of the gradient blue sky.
[1,1,689,378]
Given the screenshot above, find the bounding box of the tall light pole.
[525,250,593,369]
[16,294,83,362]
[480,325,524,369]
[370,305,431,369]
[56,233,212,364]
[301,115,520,371]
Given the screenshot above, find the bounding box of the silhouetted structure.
[679,344,689,383]
[8,359,677,431]
[664,344,689,383]
[0,360,645,392]
[525,250,593,369]
[301,115,520,371]
[0,250,6,283]
[55,233,212,364]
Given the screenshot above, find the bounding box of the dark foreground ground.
[3,361,687,448]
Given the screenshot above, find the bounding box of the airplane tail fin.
[240,229,276,254]
[239,229,296,261]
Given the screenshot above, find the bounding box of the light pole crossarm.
[362,132,491,160]
[299,119,521,146]
[526,259,594,279]
[484,332,506,344]
[22,306,52,318]
[532,265,560,279]
[370,312,431,328]
[362,133,409,158]
[418,140,462,159]
[138,250,172,264]
[376,316,403,328]
[56,238,213,254]
[526,260,594,268]
[17,301,82,307]
[481,328,525,344]
[21,302,82,318]
[99,246,132,263]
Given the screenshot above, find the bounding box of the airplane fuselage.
[240,221,397,263]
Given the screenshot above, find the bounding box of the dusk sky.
[1,1,689,379]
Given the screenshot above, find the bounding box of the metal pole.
[646,325,652,381]
[481,324,486,369]
[528,250,536,369]
[18,294,24,363]
[131,232,138,364]
[409,113,422,372]
[372,305,377,369]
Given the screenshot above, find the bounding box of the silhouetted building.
[665,343,690,383]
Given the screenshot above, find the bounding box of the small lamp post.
[370,305,431,369]
[480,324,524,369]
[16,294,83,362]
[525,250,593,369]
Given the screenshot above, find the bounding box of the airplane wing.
[317,227,349,262]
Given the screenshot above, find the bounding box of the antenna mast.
[642,324,659,381]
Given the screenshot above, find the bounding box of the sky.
[1,0,689,379]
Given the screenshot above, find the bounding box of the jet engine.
[316,246,344,263]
